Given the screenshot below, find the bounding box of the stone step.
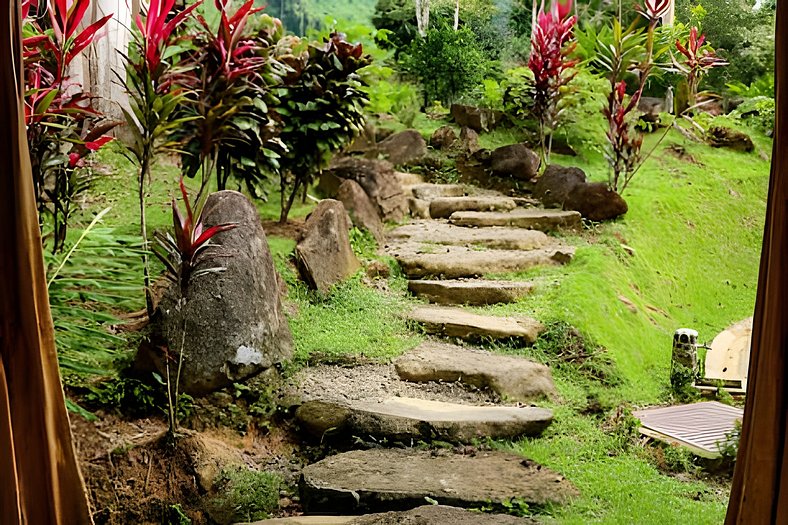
[407,306,544,344]
[392,244,574,279]
[387,221,550,250]
[395,171,424,186]
[449,208,582,231]
[394,341,556,402]
[406,183,466,200]
[408,279,535,305]
[295,396,553,443]
[247,506,536,524]
[429,196,517,219]
[299,449,579,513]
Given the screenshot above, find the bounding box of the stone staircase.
[253,175,580,524]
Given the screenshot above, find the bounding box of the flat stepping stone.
[387,220,550,250]
[407,306,544,344]
[395,171,424,186]
[429,196,517,218]
[300,449,579,513]
[392,244,573,279]
[408,279,535,305]
[247,505,536,524]
[295,396,553,443]
[450,208,582,231]
[408,183,465,200]
[395,341,556,402]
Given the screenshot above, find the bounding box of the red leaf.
[192,223,237,250]
[68,152,81,167]
[66,14,113,63]
[66,0,91,39]
[85,136,113,151]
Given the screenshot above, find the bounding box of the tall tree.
[415,0,430,35]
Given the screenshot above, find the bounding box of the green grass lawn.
[66,117,769,524]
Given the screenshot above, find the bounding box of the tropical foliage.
[21,0,116,252]
[275,33,371,222]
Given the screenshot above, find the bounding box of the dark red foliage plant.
[21,0,117,252]
[601,0,670,193]
[673,27,727,112]
[527,0,577,167]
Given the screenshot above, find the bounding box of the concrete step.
[295,396,553,443]
[429,196,517,219]
[449,208,582,231]
[407,279,535,306]
[406,183,466,200]
[394,341,556,402]
[247,506,537,524]
[391,244,574,279]
[299,449,579,514]
[387,220,550,250]
[407,306,544,344]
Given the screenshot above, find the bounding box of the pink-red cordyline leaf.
[85,136,113,151]
[66,14,113,63]
[192,224,236,251]
[68,152,82,167]
[65,0,91,39]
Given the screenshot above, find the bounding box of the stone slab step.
[246,506,536,524]
[406,183,466,200]
[387,220,550,250]
[408,279,535,305]
[299,449,579,513]
[392,244,574,279]
[395,171,424,186]
[407,306,544,344]
[429,196,517,219]
[295,396,553,443]
[449,208,582,231]
[394,341,556,402]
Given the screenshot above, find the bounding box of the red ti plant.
[527,0,577,168]
[153,178,237,297]
[21,0,116,252]
[601,0,670,193]
[121,0,202,315]
[673,27,727,112]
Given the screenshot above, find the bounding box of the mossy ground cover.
[69,117,768,523]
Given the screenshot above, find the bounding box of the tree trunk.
[454,0,459,30]
[415,0,430,37]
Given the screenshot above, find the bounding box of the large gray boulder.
[375,129,427,166]
[137,191,293,395]
[324,157,408,222]
[296,200,360,293]
[336,179,384,242]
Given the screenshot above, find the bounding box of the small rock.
[459,127,480,154]
[707,126,755,153]
[407,197,431,219]
[533,165,587,208]
[296,200,360,293]
[450,104,503,132]
[490,143,541,181]
[365,260,391,280]
[430,125,458,150]
[336,179,385,242]
[564,182,628,222]
[375,129,428,165]
[325,157,408,222]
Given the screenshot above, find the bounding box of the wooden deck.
[633,401,744,458]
